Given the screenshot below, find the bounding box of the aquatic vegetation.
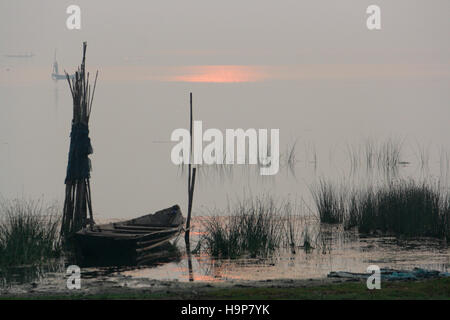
[312,178,449,240]
[300,225,314,253]
[345,180,450,239]
[346,143,361,170]
[311,180,346,224]
[199,215,241,258]
[302,141,318,170]
[0,198,61,267]
[201,197,283,258]
[283,203,301,250]
[286,140,298,168]
[200,195,323,258]
[200,196,304,258]
[346,137,403,171]
[310,156,450,240]
[376,138,403,169]
[414,141,431,170]
[439,146,450,180]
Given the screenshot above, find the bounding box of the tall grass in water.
[346,180,450,239]
[201,196,303,258]
[311,180,346,224]
[414,142,431,170]
[376,138,403,169]
[347,137,403,171]
[0,198,61,266]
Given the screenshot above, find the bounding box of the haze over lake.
[1,0,449,221]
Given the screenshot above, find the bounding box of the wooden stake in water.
[185,92,196,243]
[188,93,192,210]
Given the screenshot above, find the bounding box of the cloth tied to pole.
[65,122,93,183]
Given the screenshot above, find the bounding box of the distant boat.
[4,53,34,58]
[52,50,74,81]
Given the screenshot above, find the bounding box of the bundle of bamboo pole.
[61,42,98,238]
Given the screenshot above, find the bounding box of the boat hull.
[74,205,184,266]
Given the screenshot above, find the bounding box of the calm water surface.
[1,56,450,286]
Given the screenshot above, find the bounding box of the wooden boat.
[74,205,185,266]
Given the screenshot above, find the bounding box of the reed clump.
[346,180,450,239]
[311,180,346,224]
[0,198,61,266]
[201,196,296,258]
[312,179,450,240]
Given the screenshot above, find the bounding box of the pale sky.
[1,0,449,77]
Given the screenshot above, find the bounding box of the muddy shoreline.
[0,274,359,299]
[4,274,449,299]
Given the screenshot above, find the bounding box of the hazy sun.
[170,65,267,83]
